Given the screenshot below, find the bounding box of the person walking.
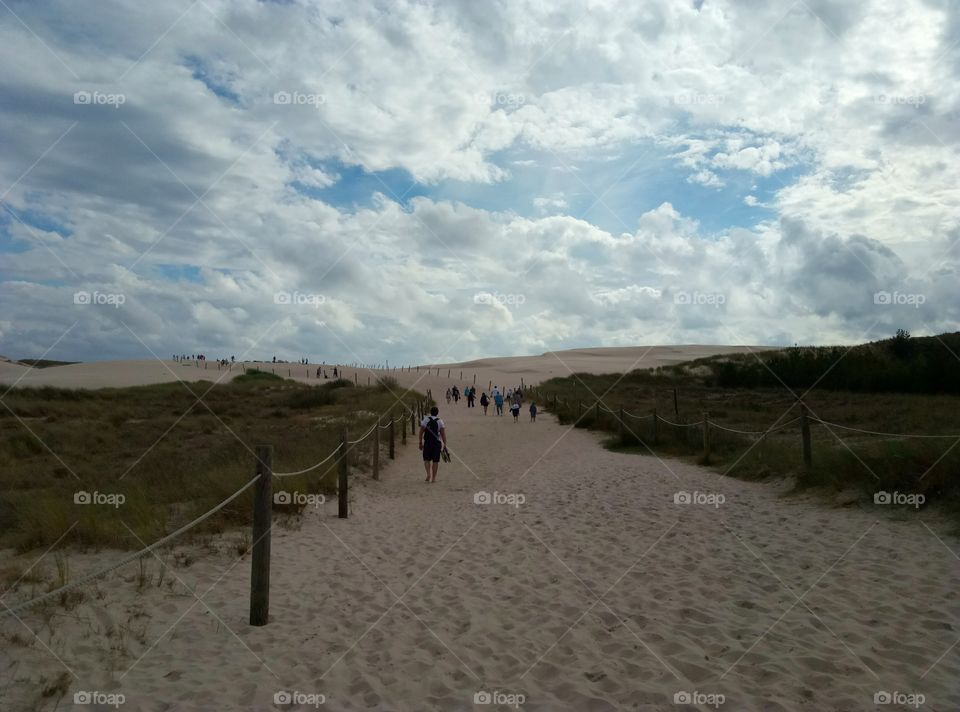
[419,406,447,483]
[480,392,489,415]
[445,387,452,404]
[494,390,504,416]
[510,401,520,421]
[529,402,537,422]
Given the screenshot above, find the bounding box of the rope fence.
[1,399,429,625]
[1,474,262,618]
[528,385,958,470]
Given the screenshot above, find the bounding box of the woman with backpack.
[479,392,489,415]
[418,406,448,482]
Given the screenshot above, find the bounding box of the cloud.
[0,0,957,364]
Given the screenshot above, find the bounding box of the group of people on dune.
[444,385,537,421]
[422,384,538,482]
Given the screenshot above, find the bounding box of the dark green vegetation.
[0,370,420,551]
[11,359,79,368]
[534,332,960,514]
[665,330,960,394]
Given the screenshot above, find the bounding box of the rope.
[708,417,801,435]
[346,421,379,445]
[623,410,653,420]
[273,444,343,477]
[379,415,406,429]
[810,419,960,439]
[658,416,701,428]
[1,475,262,618]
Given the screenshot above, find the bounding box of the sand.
[2,352,958,711]
[0,345,767,391]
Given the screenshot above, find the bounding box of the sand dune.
[2,349,956,711]
[0,344,770,393]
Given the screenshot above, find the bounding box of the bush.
[324,378,354,389]
[376,376,399,392]
[286,388,336,409]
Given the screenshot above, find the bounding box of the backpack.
[424,416,441,443]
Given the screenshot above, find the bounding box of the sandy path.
[5,385,959,711]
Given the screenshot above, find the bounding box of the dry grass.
[535,370,960,517]
[0,371,421,552]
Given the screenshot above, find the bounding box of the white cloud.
[0,0,957,363]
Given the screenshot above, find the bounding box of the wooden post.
[594,401,600,422]
[354,372,358,384]
[800,403,812,467]
[250,444,273,626]
[367,375,370,386]
[373,418,380,481]
[338,429,348,518]
[473,374,476,385]
[411,410,416,436]
[389,416,395,460]
[702,412,710,464]
[618,405,624,440]
[401,413,407,444]
[447,369,450,378]
[652,407,659,445]
[673,388,679,420]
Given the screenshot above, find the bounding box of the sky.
[0,0,958,365]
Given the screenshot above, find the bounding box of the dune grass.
[532,369,960,515]
[0,371,421,552]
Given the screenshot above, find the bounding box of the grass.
[532,369,960,516]
[0,371,422,553]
